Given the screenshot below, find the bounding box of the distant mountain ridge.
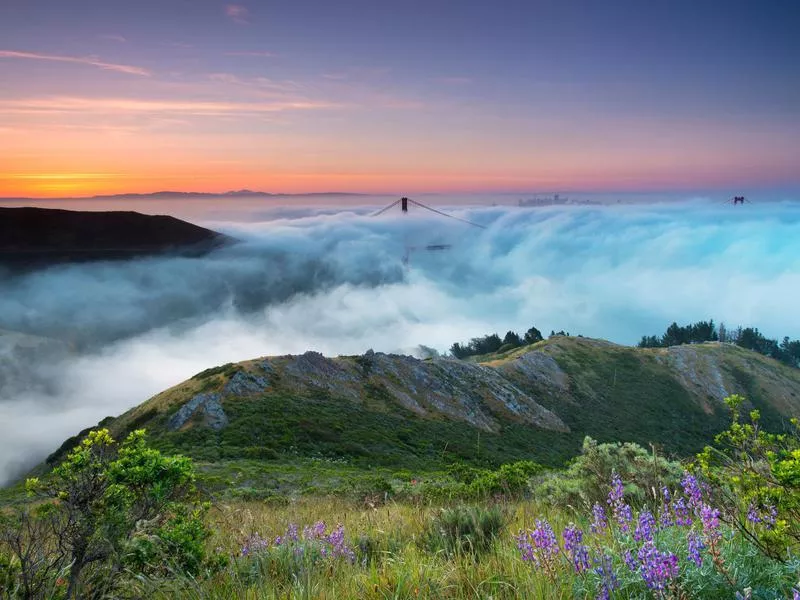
[0,206,234,271]
[40,336,800,482]
[0,190,371,201]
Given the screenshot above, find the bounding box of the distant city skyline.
[1,0,798,198]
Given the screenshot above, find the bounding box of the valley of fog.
[2,199,800,485]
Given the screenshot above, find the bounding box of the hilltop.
[0,207,234,271]
[35,336,800,498]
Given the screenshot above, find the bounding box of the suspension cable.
[408,198,487,229]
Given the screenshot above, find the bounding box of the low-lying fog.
[2,196,799,484]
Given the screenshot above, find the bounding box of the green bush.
[424,505,506,556]
[534,436,683,508]
[695,395,800,560]
[470,460,542,498]
[1,429,212,599]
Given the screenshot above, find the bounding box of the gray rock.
[223,370,268,397]
[168,392,228,431]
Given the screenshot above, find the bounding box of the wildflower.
[764,505,778,529]
[659,504,674,529]
[659,487,674,529]
[590,502,607,534]
[593,553,619,600]
[623,549,638,572]
[637,541,680,591]
[516,519,560,570]
[681,472,703,507]
[634,509,656,543]
[607,472,633,533]
[699,503,721,543]
[608,472,625,505]
[286,522,299,541]
[673,497,692,527]
[562,524,591,573]
[748,502,778,529]
[747,503,761,524]
[240,533,269,557]
[687,531,704,567]
[303,520,327,540]
[324,523,356,563]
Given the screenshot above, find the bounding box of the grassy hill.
[32,336,800,500]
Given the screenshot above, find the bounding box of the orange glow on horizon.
[2,165,797,199]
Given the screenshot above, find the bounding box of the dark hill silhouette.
[0,207,234,271]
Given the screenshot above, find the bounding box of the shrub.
[535,436,683,508]
[424,505,506,556]
[470,460,543,498]
[695,395,800,560]
[1,429,211,599]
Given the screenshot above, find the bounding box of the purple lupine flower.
[764,505,778,529]
[747,503,761,524]
[673,497,692,527]
[607,473,633,533]
[240,533,270,557]
[659,502,674,529]
[608,472,625,504]
[324,523,356,563]
[699,503,721,543]
[637,541,680,591]
[516,520,560,569]
[615,503,633,533]
[516,529,535,563]
[681,472,703,507]
[623,549,638,572]
[747,503,778,529]
[562,524,591,573]
[591,502,608,534]
[303,520,327,540]
[634,509,656,542]
[659,486,674,529]
[792,588,799,600]
[687,531,704,567]
[243,521,356,564]
[593,553,619,600]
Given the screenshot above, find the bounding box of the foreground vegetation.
[2,395,799,599]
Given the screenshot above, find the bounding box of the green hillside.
[35,336,800,500]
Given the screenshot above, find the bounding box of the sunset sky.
[1,0,799,198]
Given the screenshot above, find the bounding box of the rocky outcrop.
[168,393,228,431]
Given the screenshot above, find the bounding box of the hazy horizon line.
[2,187,799,202]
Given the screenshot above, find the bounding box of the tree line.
[638,319,800,369]
[449,326,571,359]
[448,318,800,369]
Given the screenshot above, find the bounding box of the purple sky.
[1,0,799,197]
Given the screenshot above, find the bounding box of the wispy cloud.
[322,67,392,81]
[225,4,250,24]
[99,34,127,43]
[0,96,339,116]
[0,50,149,76]
[207,72,303,93]
[224,50,276,58]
